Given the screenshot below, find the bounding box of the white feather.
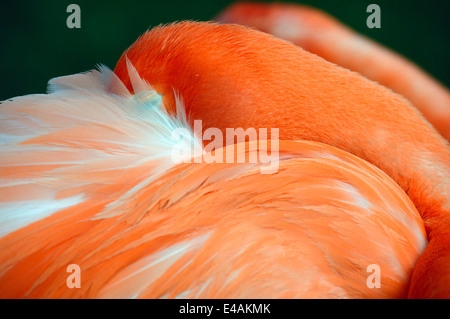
[0,63,202,237]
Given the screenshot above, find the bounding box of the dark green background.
[1,0,449,101]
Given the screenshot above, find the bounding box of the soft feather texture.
[0,20,448,299]
[114,21,450,298]
[0,64,200,237]
[216,2,450,141]
[0,58,427,298]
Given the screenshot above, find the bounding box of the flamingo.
[0,18,449,298]
[215,1,450,142]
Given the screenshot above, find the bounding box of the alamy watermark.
[366,264,381,288]
[66,264,81,288]
[366,4,381,29]
[66,4,81,29]
[171,120,280,174]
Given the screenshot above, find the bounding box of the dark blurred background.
[1,0,449,101]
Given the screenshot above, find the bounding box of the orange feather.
[215,2,450,142]
[114,21,450,298]
[0,18,448,299]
